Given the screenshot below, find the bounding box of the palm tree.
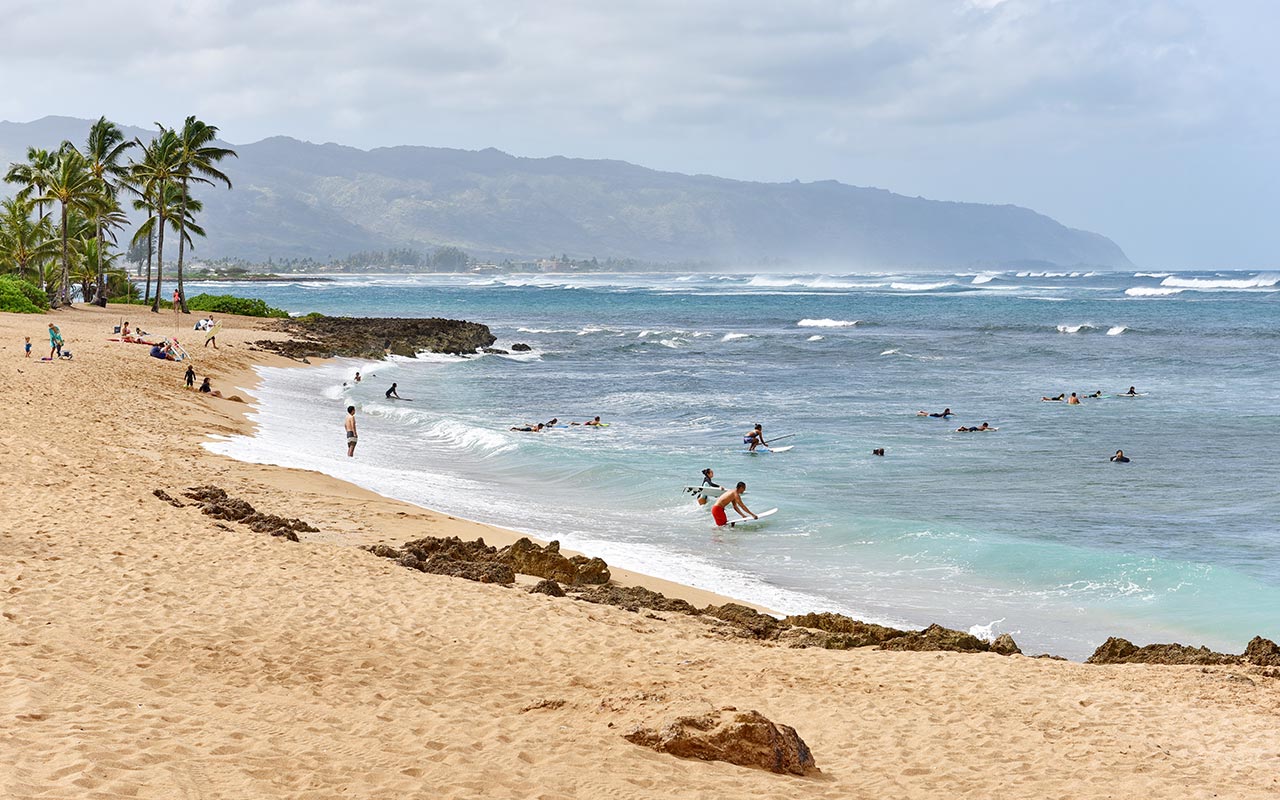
[0,197,59,283]
[76,117,135,304]
[35,148,104,305]
[128,127,181,312]
[131,182,204,305]
[173,116,235,312]
[4,147,57,290]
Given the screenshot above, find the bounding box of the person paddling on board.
[743,423,769,452]
[1110,449,1131,463]
[1067,392,1081,405]
[385,383,400,399]
[575,416,604,427]
[510,423,545,432]
[711,481,756,526]
[917,408,953,418]
[1123,385,1138,396]
[1041,394,1064,402]
[1085,390,1103,398]
[544,417,559,428]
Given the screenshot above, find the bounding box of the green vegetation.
[1,115,236,311]
[185,293,289,318]
[0,275,50,313]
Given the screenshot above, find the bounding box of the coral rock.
[878,623,990,653]
[625,708,818,776]
[530,579,566,597]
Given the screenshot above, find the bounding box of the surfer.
[743,423,768,452]
[1067,392,1081,405]
[1124,386,1138,396]
[354,371,361,384]
[576,416,604,427]
[1110,449,1131,463]
[345,406,358,457]
[956,422,995,432]
[385,383,400,399]
[711,481,756,526]
[1041,394,1064,402]
[510,423,545,432]
[917,408,953,418]
[695,468,722,506]
[544,417,559,428]
[184,364,196,389]
[1085,390,1103,398]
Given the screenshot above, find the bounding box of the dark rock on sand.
[991,633,1022,656]
[625,708,818,776]
[568,554,611,585]
[181,485,316,541]
[572,585,702,615]
[878,623,992,653]
[1244,636,1280,667]
[498,538,580,584]
[1085,637,1240,666]
[781,613,906,647]
[419,556,514,584]
[152,489,185,508]
[255,315,496,360]
[511,342,532,352]
[401,535,500,563]
[702,604,784,640]
[530,579,566,597]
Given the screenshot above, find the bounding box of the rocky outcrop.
[781,612,906,648]
[510,343,532,352]
[625,708,818,776]
[570,585,702,615]
[878,623,991,654]
[179,485,317,541]
[1086,636,1280,666]
[255,315,496,359]
[364,535,609,587]
[530,579,566,597]
[703,604,784,640]
[497,538,611,586]
[991,633,1023,656]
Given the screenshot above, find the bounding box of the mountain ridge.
[0,115,1132,269]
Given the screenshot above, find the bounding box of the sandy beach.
[3,303,1278,799]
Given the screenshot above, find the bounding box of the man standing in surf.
[711,482,757,526]
[345,406,358,457]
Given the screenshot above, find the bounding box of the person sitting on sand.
[1110,449,1131,463]
[1041,394,1064,402]
[711,481,757,526]
[120,321,134,341]
[917,408,953,418]
[956,422,996,432]
[385,383,400,399]
[1067,392,1081,405]
[743,423,769,451]
[198,377,223,398]
[510,423,545,432]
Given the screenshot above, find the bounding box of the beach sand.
[2,304,1277,799]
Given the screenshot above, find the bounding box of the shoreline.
[5,303,1280,799]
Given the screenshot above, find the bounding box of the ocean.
[200,269,1280,659]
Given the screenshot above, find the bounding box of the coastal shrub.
[0,276,49,313]
[185,293,289,318]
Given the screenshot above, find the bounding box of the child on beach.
[185,364,196,389]
[24,336,31,357]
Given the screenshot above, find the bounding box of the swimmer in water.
[1041,394,1065,402]
[956,422,996,432]
[510,423,545,432]
[1110,449,1131,463]
[916,408,953,418]
[1067,393,1081,405]
[711,481,756,526]
[1086,390,1103,398]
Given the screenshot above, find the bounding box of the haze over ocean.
[207,269,1280,659]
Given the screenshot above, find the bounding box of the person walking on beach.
[47,324,63,359]
[184,364,196,389]
[345,406,358,457]
[204,317,219,349]
[711,481,757,526]
[24,336,31,358]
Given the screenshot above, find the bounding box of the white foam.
[1056,324,1095,334]
[1106,326,1127,336]
[971,272,1000,285]
[890,281,955,291]
[1159,274,1279,290]
[968,618,1008,643]
[1125,286,1183,297]
[1134,272,1172,278]
[797,318,860,328]
[807,335,824,341]
[721,333,750,342]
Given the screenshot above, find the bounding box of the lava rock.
[878,623,991,653]
[511,342,532,352]
[702,604,783,639]
[1085,637,1239,666]
[781,613,907,646]
[1244,636,1280,667]
[991,633,1022,656]
[572,585,701,615]
[255,315,496,359]
[530,579,566,597]
[624,708,818,776]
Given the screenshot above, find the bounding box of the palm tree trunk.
[176,178,189,313]
[151,208,165,313]
[95,218,105,304]
[144,230,153,304]
[59,204,71,306]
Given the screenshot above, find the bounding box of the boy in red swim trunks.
[711,482,757,526]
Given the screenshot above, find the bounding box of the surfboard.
[727,508,778,527]
[742,445,793,454]
[1111,393,1148,398]
[386,397,414,401]
[683,485,726,497]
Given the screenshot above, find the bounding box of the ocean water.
[201,270,1280,659]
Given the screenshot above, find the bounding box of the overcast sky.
[5,0,1276,269]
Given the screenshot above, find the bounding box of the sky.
[4,0,1277,269]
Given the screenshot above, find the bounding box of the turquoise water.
[203,270,1280,659]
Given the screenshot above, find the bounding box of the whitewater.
[202,269,1280,659]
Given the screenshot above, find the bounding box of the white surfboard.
[742,445,793,454]
[727,508,778,527]
[683,485,727,496]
